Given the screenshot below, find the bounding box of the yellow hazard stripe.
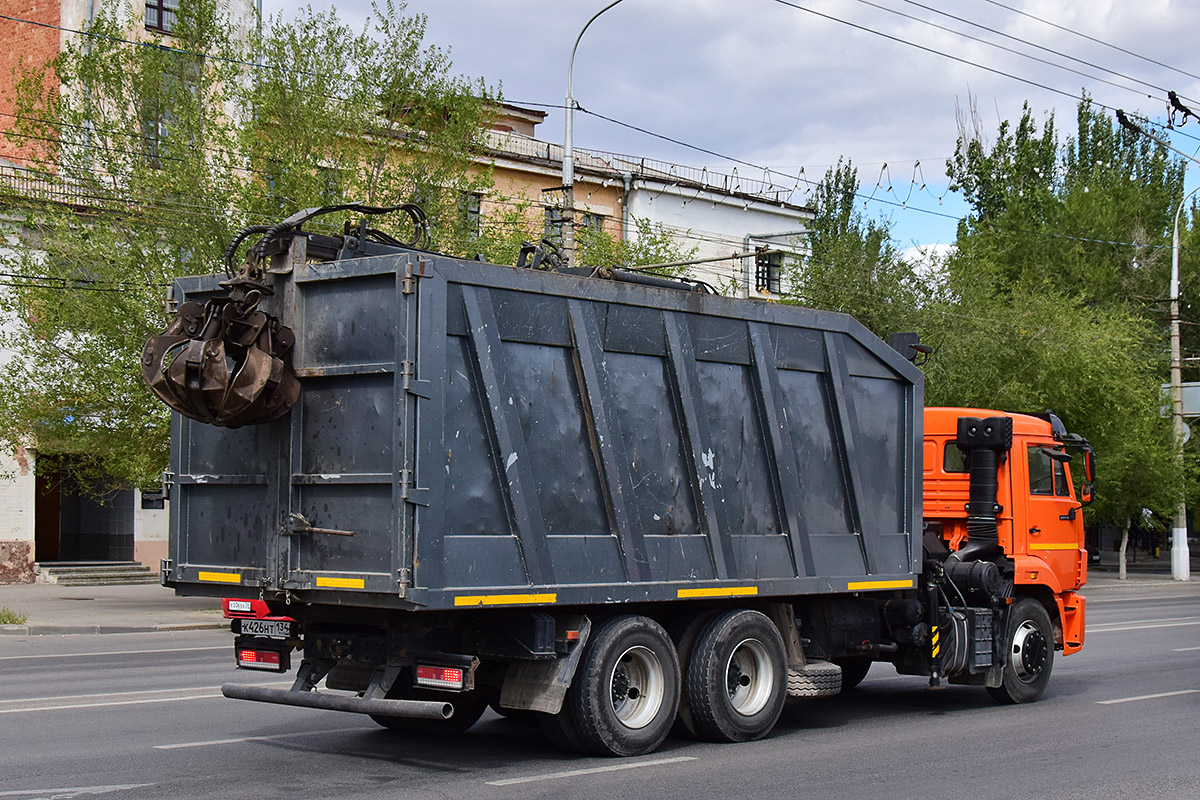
[932,625,940,657]
[677,586,759,599]
[847,578,916,591]
[315,576,365,589]
[454,593,557,607]
[198,571,242,584]
[1029,543,1079,551]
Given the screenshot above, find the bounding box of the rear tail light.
[415,665,465,690]
[237,648,286,671]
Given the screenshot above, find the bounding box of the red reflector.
[238,649,281,667]
[566,630,580,641]
[415,665,465,689]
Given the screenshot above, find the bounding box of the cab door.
[1023,442,1085,590]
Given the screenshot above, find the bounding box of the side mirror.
[1081,483,1094,505]
[1083,448,1095,483]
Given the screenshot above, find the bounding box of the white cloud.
[262,0,1200,248]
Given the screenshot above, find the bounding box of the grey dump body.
[166,248,923,610]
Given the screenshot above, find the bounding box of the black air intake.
[952,415,1013,562]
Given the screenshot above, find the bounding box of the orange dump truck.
[154,221,1095,755]
[920,407,1093,703]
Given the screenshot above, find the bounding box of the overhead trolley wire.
[979,0,1200,83]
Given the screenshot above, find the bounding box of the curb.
[0,621,227,636]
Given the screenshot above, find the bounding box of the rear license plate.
[237,619,294,638]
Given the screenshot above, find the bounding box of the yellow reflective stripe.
[1029,543,1078,551]
[847,578,916,591]
[932,625,940,657]
[315,576,365,589]
[198,571,242,584]
[454,593,557,607]
[677,587,759,599]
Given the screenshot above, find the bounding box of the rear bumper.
[221,683,453,719]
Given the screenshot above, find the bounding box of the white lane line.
[155,726,368,749]
[0,681,289,706]
[485,756,697,786]
[0,687,226,705]
[1097,689,1200,705]
[1090,594,1200,604]
[0,694,221,714]
[1088,620,1200,633]
[0,646,227,661]
[0,784,153,797]
[1174,646,1200,652]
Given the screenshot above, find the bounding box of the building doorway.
[34,455,134,562]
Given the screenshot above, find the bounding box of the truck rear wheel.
[684,609,787,743]
[987,598,1054,705]
[566,614,680,757]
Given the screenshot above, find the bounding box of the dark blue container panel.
[168,250,923,609]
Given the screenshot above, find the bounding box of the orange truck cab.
[923,408,1094,674]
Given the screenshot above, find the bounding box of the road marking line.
[1090,594,1200,604]
[1097,689,1200,705]
[1088,621,1200,633]
[0,646,227,661]
[0,784,154,797]
[155,726,368,749]
[485,756,696,786]
[1174,646,1200,652]
[0,694,221,714]
[0,682,289,706]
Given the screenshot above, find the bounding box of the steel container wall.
[167,249,923,609]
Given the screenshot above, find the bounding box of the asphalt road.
[1,585,1197,800]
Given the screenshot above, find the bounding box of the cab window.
[943,443,967,473]
[1028,446,1070,497]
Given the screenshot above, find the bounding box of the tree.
[941,95,1194,530]
[0,0,496,489]
[576,217,698,273]
[791,159,922,338]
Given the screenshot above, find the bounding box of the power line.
[979,0,1200,83]
[852,0,1186,105]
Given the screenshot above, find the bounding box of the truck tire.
[684,609,787,743]
[833,657,872,690]
[987,597,1054,705]
[668,610,719,739]
[566,615,680,757]
[370,688,488,735]
[537,705,589,753]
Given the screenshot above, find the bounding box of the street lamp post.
[1170,185,1199,581]
[563,0,626,266]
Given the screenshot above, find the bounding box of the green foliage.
[576,217,698,272]
[0,0,495,489]
[923,284,1184,524]
[0,607,28,625]
[942,95,1194,525]
[790,159,922,338]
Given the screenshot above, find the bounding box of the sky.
[260,0,1200,251]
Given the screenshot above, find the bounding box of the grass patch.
[0,606,27,625]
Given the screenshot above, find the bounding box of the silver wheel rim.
[1011,620,1048,683]
[726,637,774,716]
[610,645,665,729]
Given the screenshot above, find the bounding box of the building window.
[755,248,783,294]
[146,0,180,34]
[459,192,482,239]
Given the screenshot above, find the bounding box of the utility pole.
[563,0,626,266]
[1118,110,1195,580]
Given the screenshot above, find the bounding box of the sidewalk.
[1,551,1198,636]
[0,581,226,636]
